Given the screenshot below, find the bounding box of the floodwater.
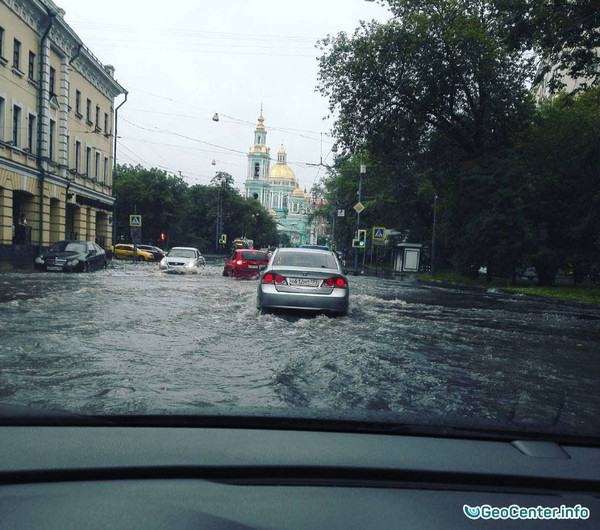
[1,260,599,436]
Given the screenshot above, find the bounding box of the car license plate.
[288,278,319,287]
[47,266,63,271]
[248,264,258,269]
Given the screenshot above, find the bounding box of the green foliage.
[316,0,600,284]
[114,165,189,246]
[522,87,600,285]
[114,165,279,251]
[493,0,600,93]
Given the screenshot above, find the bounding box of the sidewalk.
[0,244,36,270]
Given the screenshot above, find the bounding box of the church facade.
[244,114,314,246]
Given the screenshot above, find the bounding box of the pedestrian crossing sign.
[130,215,142,227]
[373,227,386,241]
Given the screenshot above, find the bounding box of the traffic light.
[219,234,227,245]
[352,229,367,248]
[160,232,166,242]
[358,229,366,248]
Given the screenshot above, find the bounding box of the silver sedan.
[256,248,349,315]
[159,247,206,274]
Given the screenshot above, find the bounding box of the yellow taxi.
[111,244,154,261]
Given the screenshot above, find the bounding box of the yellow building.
[0,0,125,257]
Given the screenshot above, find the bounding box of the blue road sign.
[373,227,386,240]
[129,215,142,227]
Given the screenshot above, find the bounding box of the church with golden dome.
[244,114,314,245]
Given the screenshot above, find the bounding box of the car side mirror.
[259,265,267,271]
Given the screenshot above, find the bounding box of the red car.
[223,249,270,278]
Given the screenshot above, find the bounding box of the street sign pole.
[129,214,142,264]
[354,155,365,275]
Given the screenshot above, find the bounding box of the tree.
[317,0,535,272]
[493,0,600,93]
[114,165,188,246]
[114,166,279,252]
[522,88,600,285]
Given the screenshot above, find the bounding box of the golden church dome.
[268,164,296,181]
[268,143,296,181]
[291,187,305,197]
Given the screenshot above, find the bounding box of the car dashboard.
[1,422,599,529]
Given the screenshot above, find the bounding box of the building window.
[95,105,100,130]
[283,196,288,209]
[95,151,100,179]
[103,156,109,185]
[86,99,91,123]
[104,112,109,134]
[49,119,56,160]
[0,97,5,141]
[75,90,81,117]
[12,105,21,147]
[0,27,5,61]
[13,39,21,71]
[75,140,81,172]
[86,146,91,176]
[27,113,36,152]
[28,51,35,80]
[254,162,259,178]
[66,135,70,168]
[49,67,56,97]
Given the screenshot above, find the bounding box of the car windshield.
[1,0,599,448]
[50,241,87,253]
[167,249,197,259]
[241,252,268,261]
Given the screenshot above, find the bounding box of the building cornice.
[2,0,125,99]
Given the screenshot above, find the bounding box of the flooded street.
[1,260,599,435]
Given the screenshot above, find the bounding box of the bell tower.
[245,110,271,206]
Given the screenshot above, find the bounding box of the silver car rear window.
[274,251,337,269]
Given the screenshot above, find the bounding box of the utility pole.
[215,187,223,250]
[331,207,336,251]
[354,153,365,275]
[112,91,128,253]
[431,194,438,275]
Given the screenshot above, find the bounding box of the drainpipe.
[112,90,128,251]
[36,9,58,253]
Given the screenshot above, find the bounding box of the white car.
[521,267,538,280]
[159,247,206,273]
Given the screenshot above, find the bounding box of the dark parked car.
[137,245,166,261]
[34,240,107,272]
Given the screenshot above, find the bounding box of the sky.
[54,0,391,193]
